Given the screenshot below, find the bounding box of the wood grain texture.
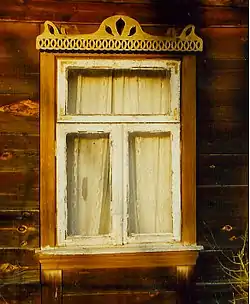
[200,27,248,59]
[197,154,248,186]
[0,248,38,266]
[0,170,38,196]
[0,284,40,303]
[197,121,248,154]
[40,53,56,248]
[0,22,39,77]
[181,56,196,244]
[0,211,39,248]
[38,251,199,270]
[197,216,247,249]
[197,186,248,219]
[63,291,176,304]
[0,112,38,133]
[195,250,248,283]
[0,133,38,150]
[0,150,38,171]
[0,1,248,25]
[63,267,176,291]
[41,269,62,304]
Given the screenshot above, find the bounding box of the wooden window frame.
[56,57,181,249]
[39,53,201,269]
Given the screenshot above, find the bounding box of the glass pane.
[128,132,172,235]
[66,133,111,237]
[68,69,171,115]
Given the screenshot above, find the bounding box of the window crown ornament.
[36,15,203,53]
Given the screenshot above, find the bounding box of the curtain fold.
[67,68,173,238]
[68,69,171,115]
[128,133,172,235]
[67,134,111,236]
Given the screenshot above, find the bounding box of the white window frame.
[56,58,181,250]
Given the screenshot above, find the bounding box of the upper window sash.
[57,58,181,123]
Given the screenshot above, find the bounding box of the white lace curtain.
[67,69,172,237]
[67,134,111,236]
[129,133,172,235]
[68,69,171,115]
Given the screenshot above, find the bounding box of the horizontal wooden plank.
[6,0,249,6]
[0,20,39,39]
[200,27,248,59]
[0,227,38,248]
[195,250,248,284]
[197,154,248,186]
[0,284,40,303]
[0,210,39,248]
[0,190,39,206]
[0,149,38,171]
[197,60,248,117]
[197,121,248,154]
[63,291,176,304]
[197,214,248,249]
[0,133,38,151]
[197,89,248,122]
[0,248,38,266]
[193,288,233,304]
[0,112,39,133]
[199,0,248,6]
[197,186,248,219]
[0,75,39,96]
[0,94,39,107]
[0,1,247,25]
[198,67,247,91]
[0,270,39,285]
[63,267,176,292]
[197,103,248,122]
[0,169,38,192]
[0,197,38,210]
[0,148,38,169]
[0,22,39,78]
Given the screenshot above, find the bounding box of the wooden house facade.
[0,1,248,303]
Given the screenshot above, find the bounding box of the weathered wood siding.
[0,1,248,303]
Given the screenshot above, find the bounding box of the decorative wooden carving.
[36,15,203,53]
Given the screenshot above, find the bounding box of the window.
[38,16,203,269]
[56,58,181,250]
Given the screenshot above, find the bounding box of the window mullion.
[122,126,129,245]
[111,125,124,245]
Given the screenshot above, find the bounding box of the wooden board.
[0,1,248,26]
[63,267,176,292]
[63,292,176,304]
[0,22,39,75]
[0,210,39,247]
[197,154,248,186]
[200,27,248,59]
[197,121,248,154]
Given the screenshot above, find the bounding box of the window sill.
[36,244,203,270]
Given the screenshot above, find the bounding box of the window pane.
[66,133,111,237]
[128,132,172,235]
[68,69,171,115]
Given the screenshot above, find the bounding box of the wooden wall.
[0,0,248,303]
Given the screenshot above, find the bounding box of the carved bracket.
[36,15,203,53]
